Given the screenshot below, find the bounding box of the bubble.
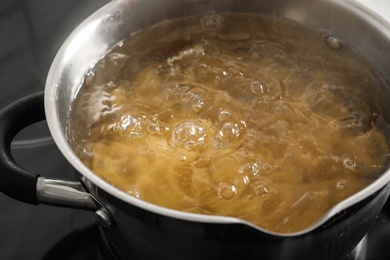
[121,115,136,129]
[336,180,346,190]
[253,182,268,195]
[200,14,222,31]
[247,140,257,150]
[170,120,206,150]
[158,125,170,135]
[84,68,96,88]
[86,68,96,77]
[81,145,94,159]
[146,116,169,135]
[239,162,259,176]
[147,124,158,134]
[325,36,342,50]
[218,110,232,121]
[185,141,197,151]
[199,63,207,69]
[217,123,240,142]
[343,157,357,171]
[104,83,114,92]
[147,116,160,134]
[117,40,124,47]
[176,154,187,161]
[217,183,237,200]
[251,81,264,94]
[120,115,142,137]
[243,175,250,185]
[127,189,141,198]
[191,95,206,112]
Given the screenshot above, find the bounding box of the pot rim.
[44,0,390,237]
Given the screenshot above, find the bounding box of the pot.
[1,0,390,259]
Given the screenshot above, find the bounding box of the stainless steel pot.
[1,0,390,259]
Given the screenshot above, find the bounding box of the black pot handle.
[0,91,45,205]
[0,92,115,227]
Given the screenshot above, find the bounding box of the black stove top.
[0,1,107,259]
[1,1,390,259]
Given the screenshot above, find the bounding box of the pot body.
[41,0,390,259]
[82,173,390,260]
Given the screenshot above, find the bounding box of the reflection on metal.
[11,136,54,149]
[349,236,368,260]
[37,177,97,210]
[36,177,115,228]
[95,208,115,229]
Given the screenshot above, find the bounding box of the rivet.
[95,209,114,229]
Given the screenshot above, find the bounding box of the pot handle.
[0,92,114,227]
[0,92,45,205]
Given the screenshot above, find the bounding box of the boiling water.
[68,13,390,233]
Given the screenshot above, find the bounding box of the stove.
[0,1,389,259]
[0,1,108,259]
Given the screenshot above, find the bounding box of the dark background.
[0,1,108,259]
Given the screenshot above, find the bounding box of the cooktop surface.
[0,1,390,259]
